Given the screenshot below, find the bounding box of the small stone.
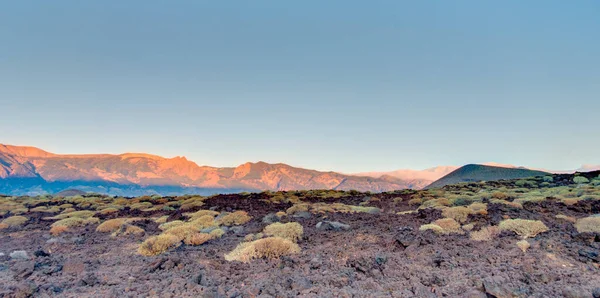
[200,226,219,233]
[10,250,29,260]
[483,277,512,298]
[592,287,600,298]
[34,250,50,257]
[316,221,351,231]
[578,249,600,262]
[562,287,589,298]
[230,226,244,234]
[462,290,487,298]
[292,211,312,219]
[262,213,280,224]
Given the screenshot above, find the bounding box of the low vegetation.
[499,219,549,238]
[224,237,301,263]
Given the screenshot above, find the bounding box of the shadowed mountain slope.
[425,164,549,189]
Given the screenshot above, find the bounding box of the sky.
[1,1,599,173]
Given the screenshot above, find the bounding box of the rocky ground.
[1,181,600,297]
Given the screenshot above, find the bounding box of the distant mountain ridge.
[0,144,419,196]
[352,166,459,188]
[425,164,550,189]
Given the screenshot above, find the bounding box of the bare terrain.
[1,172,600,297]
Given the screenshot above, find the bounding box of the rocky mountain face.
[0,144,418,196]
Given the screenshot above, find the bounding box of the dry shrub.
[244,234,255,242]
[96,218,127,233]
[189,215,217,229]
[433,218,463,234]
[138,234,182,256]
[263,222,303,242]
[164,224,200,241]
[50,210,96,220]
[555,214,577,223]
[0,223,8,230]
[50,225,69,236]
[470,226,500,241]
[216,211,252,226]
[1,216,28,227]
[490,199,523,209]
[154,216,169,224]
[561,198,579,206]
[224,237,301,263]
[123,224,145,236]
[468,202,488,215]
[159,220,186,231]
[499,219,549,238]
[462,223,475,231]
[516,240,530,252]
[275,211,286,218]
[60,208,76,214]
[209,228,225,239]
[408,198,422,206]
[99,207,119,215]
[179,200,204,211]
[51,217,99,228]
[442,207,472,223]
[185,210,219,219]
[286,203,309,215]
[419,218,463,235]
[184,233,213,246]
[574,216,600,233]
[419,224,444,234]
[491,192,509,200]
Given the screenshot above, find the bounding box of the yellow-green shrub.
[1,216,28,227]
[138,234,182,256]
[184,233,212,246]
[499,219,548,238]
[209,228,225,239]
[216,211,252,226]
[470,226,500,241]
[574,216,600,233]
[263,222,303,242]
[224,237,301,263]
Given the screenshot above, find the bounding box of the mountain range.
[0,144,423,196]
[0,144,596,196]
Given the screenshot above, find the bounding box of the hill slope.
[425,164,549,189]
[0,144,416,196]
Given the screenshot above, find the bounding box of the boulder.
[316,221,351,231]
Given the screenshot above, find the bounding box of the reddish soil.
[1,196,599,297]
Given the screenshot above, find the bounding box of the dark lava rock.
[34,250,50,258]
[316,221,351,231]
[78,273,99,287]
[13,282,38,298]
[483,277,512,298]
[578,249,600,262]
[462,290,487,298]
[292,211,312,219]
[562,287,590,298]
[262,213,281,224]
[395,227,417,248]
[230,226,244,234]
[592,287,600,298]
[12,261,35,280]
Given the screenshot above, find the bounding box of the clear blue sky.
[1,1,599,172]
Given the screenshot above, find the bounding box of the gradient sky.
[1,1,599,173]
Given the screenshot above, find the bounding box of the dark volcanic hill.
[425,164,549,189]
[0,144,420,196]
